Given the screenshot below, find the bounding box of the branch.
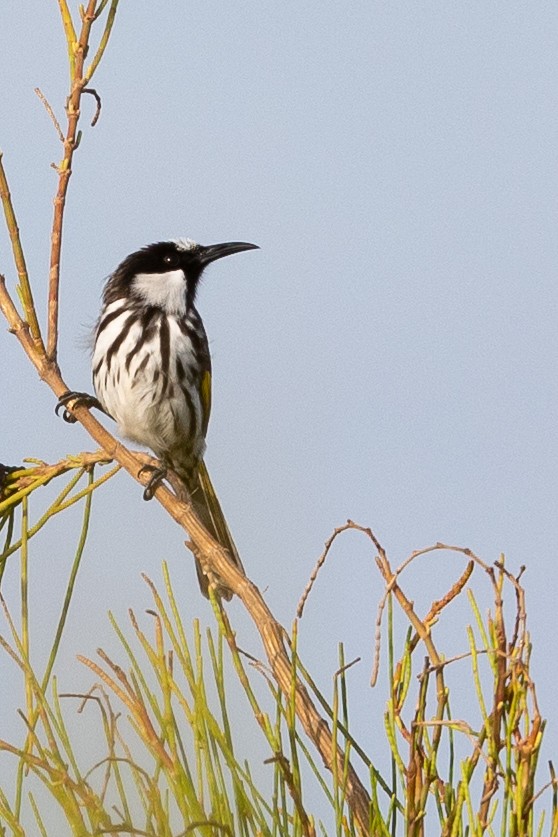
[0,157,44,351]
[1,274,373,835]
[0,451,114,513]
[85,0,119,83]
[47,0,119,363]
[1,4,374,827]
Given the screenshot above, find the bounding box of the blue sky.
[1,2,558,829]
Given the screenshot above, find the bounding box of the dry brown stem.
[0,4,375,827]
[1,211,375,821]
[0,232,373,834]
[47,0,113,362]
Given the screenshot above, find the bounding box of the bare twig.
[34,88,64,142]
[47,1,96,362]
[297,521,366,617]
[334,656,361,679]
[77,652,174,772]
[421,647,489,675]
[372,543,485,686]
[47,0,119,363]
[83,87,102,126]
[263,753,316,837]
[494,557,527,654]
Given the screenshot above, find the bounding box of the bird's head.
[104,238,259,313]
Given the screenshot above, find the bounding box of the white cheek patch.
[133,269,187,314]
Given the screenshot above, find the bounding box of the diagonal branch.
[0,279,373,834]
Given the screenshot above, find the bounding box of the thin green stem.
[388,593,398,837]
[85,0,120,82]
[41,469,95,690]
[20,496,32,718]
[56,0,78,77]
[14,495,30,820]
[28,792,49,837]
[0,509,15,586]
[0,155,44,349]
[0,465,119,565]
[0,453,114,516]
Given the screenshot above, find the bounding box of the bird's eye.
[163,252,180,268]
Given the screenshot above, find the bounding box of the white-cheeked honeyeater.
[59,237,258,600]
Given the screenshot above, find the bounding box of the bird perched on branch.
[58,237,258,599]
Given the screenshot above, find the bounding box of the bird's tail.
[189,460,245,600]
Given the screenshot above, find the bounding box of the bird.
[57,237,258,600]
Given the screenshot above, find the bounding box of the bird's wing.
[199,368,212,437]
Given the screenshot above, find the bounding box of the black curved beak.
[198,241,259,266]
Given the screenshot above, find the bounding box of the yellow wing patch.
[200,370,212,435]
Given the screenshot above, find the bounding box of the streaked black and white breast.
[92,239,210,477]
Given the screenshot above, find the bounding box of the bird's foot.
[0,464,20,480]
[0,463,21,500]
[138,464,167,501]
[55,391,104,424]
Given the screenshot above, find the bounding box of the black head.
[103,238,259,310]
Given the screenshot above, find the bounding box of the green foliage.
[0,463,556,834]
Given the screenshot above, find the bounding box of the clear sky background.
[1,2,558,831]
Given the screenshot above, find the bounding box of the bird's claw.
[55,391,103,423]
[0,463,21,500]
[138,464,167,500]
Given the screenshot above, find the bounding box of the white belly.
[92,303,205,467]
